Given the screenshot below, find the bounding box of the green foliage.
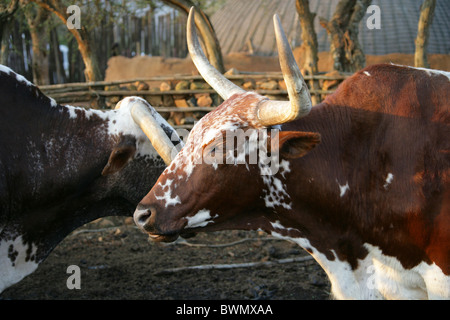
[190,0,226,15]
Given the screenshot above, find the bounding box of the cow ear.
[271,131,321,159]
[102,136,137,175]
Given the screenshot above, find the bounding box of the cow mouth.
[147,232,179,243]
[146,231,197,243]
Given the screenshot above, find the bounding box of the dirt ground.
[0,217,330,300]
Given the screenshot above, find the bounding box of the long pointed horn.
[257,14,312,126]
[187,7,245,100]
[124,98,180,165]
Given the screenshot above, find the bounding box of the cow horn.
[256,14,312,126]
[128,99,178,165]
[187,7,245,100]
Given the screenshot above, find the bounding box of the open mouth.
[147,232,179,243]
[147,231,197,243]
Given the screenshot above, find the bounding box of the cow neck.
[271,102,370,264]
[39,100,114,169]
[282,100,380,216]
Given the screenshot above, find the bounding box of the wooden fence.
[4,8,189,84]
[40,73,349,130]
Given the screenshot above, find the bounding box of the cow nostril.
[134,205,155,228]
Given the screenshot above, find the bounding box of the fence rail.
[45,89,337,103]
[39,72,350,130]
[39,73,349,92]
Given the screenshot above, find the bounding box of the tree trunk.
[295,0,318,74]
[295,0,320,104]
[24,3,50,85]
[319,0,371,72]
[31,0,102,82]
[0,21,11,65]
[163,0,225,73]
[12,19,26,74]
[68,37,82,82]
[0,0,19,64]
[0,0,19,44]
[50,27,66,83]
[76,37,101,82]
[414,0,436,68]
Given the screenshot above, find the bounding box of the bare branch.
[154,256,314,275]
[163,0,225,73]
[165,236,287,248]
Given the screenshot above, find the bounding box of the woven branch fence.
[40,72,350,129]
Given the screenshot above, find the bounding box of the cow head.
[134,9,320,242]
[104,95,181,172]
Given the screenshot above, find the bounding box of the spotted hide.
[134,10,450,300]
[0,65,181,292]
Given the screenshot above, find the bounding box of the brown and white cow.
[134,9,450,299]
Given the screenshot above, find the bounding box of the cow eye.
[204,144,217,157]
[203,141,223,159]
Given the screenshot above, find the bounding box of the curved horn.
[187,7,245,100]
[127,99,179,165]
[257,14,312,126]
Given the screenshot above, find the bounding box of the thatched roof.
[210,0,449,56]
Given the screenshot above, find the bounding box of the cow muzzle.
[133,205,182,243]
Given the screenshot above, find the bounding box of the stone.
[160,81,171,91]
[175,81,189,91]
[174,99,188,108]
[196,94,213,107]
[135,81,149,91]
[243,80,255,90]
[258,80,278,90]
[190,81,210,90]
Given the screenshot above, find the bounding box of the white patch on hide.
[357,244,450,299]
[185,209,218,228]
[391,64,450,81]
[383,173,394,189]
[106,97,166,159]
[0,235,39,293]
[269,227,449,299]
[155,179,181,208]
[337,181,350,197]
[0,65,34,87]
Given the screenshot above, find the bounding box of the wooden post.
[414,0,436,68]
[295,0,320,105]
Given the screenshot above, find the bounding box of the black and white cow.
[0,65,181,292]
